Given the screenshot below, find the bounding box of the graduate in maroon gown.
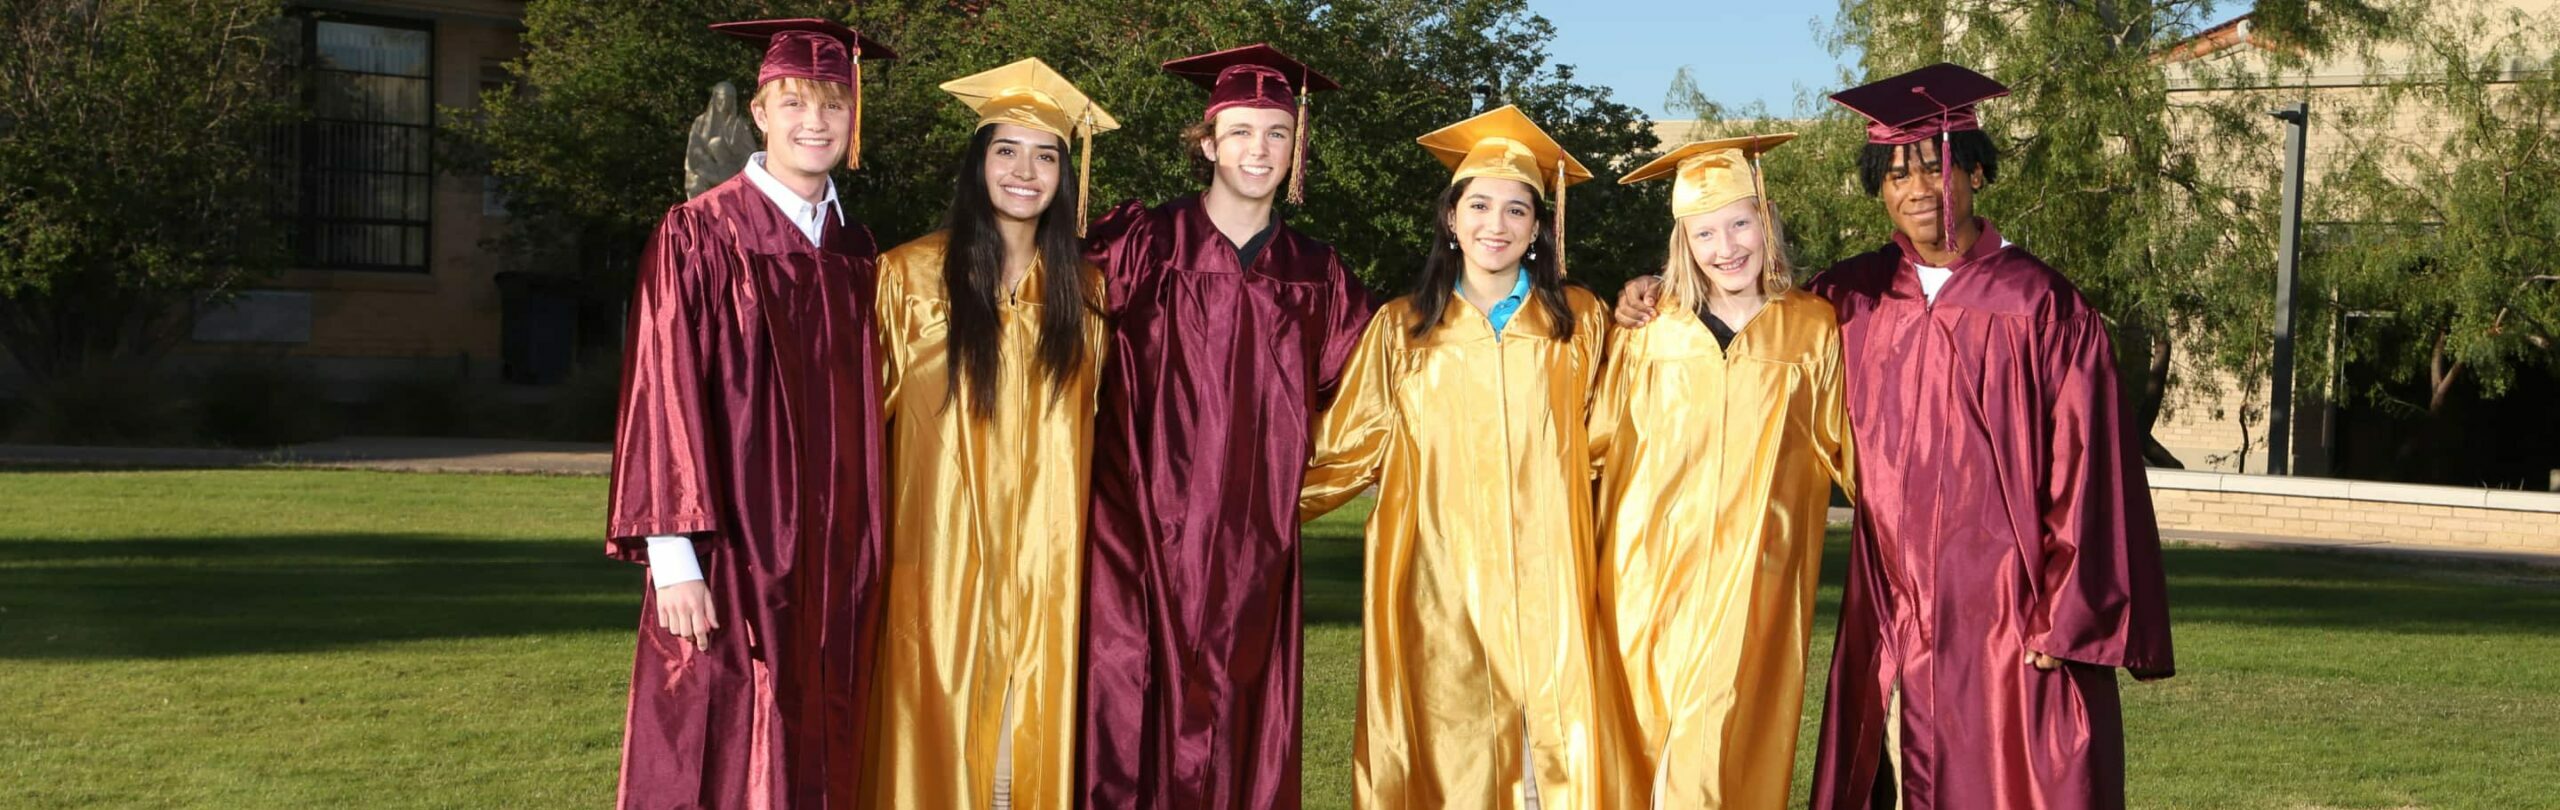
[1077,44,1375,810]
[604,18,894,809]
[1612,63,2174,810]
[1804,63,2174,810]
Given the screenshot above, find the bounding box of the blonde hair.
[751,77,852,110]
[1660,199,1796,314]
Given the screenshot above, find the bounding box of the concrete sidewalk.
[0,436,609,476]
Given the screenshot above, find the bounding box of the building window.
[279,12,433,273]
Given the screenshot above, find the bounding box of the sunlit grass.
[3,469,2554,808]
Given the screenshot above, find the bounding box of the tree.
[2301,0,2560,477]
[454,0,1662,311]
[0,0,295,384]
[1667,0,2397,468]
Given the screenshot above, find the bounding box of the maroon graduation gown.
[1076,196,1374,810]
[605,173,887,810]
[1804,221,2174,810]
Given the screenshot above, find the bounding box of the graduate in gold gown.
[1301,106,1643,810]
[1590,134,1856,809]
[867,59,1115,810]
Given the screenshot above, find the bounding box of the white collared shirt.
[1916,263,1955,302]
[741,151,843,248]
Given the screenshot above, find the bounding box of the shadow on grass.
[10,506,2549,665]
[0,533,637,660]
[1300,517,2560,639]
[1304,522,1365,627]
[2158,545,2560,634]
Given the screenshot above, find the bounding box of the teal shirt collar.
[1457,269,1534,337]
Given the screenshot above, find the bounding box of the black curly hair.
[1855,129,1999,196]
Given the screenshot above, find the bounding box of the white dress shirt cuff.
[644,534,705,589]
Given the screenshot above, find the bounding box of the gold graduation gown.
[1588,292,1855,809]
[1302,286,1645,810]
[868,232,1107,810]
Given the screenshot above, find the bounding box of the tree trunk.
[2392,325,2470,483]
[2123,321,2186,468]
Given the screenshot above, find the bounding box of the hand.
[1614,275,1664,328]
[2026,649,2062,671]
[656,580,719,652]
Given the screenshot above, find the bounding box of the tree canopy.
[458,0,1665,300]
[0,0,295,383]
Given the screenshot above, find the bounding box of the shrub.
[9,365,194,446]
[191,361,338,448]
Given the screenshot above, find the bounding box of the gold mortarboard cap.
[1415,105,1592,198]
[1619,133,1796,220]
[1625,134,1799,307]
[938,57,1119,142]
[938,58,1120,235]
[1416,105,1593,275]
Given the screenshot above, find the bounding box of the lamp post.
[2267,101,2309,476]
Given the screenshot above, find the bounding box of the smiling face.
[1445,177,1540,275]
[1878,139,1981,253]
[1681,196,1769,298]
[749,78,853,180]
[1197,106,1298,202]
[980,123,1063,225]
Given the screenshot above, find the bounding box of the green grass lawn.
[2,469,2556,809]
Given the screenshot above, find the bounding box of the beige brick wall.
[180,6,523,377]
[2153,488,2560,550]
[289,17,519,367]
[2148,0,2560,475]
[2153,360,2268,473]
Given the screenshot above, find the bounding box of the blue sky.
[1524,1,1855,120]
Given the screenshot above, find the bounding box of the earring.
[1448,239,1458,251]
[1527,248,1538,262]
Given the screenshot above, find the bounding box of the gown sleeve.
[1585,327,1637,481]
[1577,293,1614,389]
[874,246,915,422]
[1299,308,1399,522]
[1812,322,1858,501]
[1081,199,1156,316]
[606,206,727,559]
[1312,251,1380,410]
[2031,308,2175,679]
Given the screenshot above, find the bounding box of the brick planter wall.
[2148,470,2560,552]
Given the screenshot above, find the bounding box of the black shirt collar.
[1232,212,1280,270]
[1700,309,1739,350]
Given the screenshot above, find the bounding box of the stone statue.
[684,81,756,199]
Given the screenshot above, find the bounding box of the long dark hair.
[1405,177,1576,341]
[939,125,1096,415]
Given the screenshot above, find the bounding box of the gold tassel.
[1552,162,1568,278]
[847,56,865,171]
[1077,112,1094,237]
[1287,83,1310,206]
[1750,150,1780,291]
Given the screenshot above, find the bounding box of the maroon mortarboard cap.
[1831,62,2009,245]
[1163,43,1340,119]
[711,18,896,87]
[1829,62,2009,146]
[710,18,898,169]
[1164,44,1339,205]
